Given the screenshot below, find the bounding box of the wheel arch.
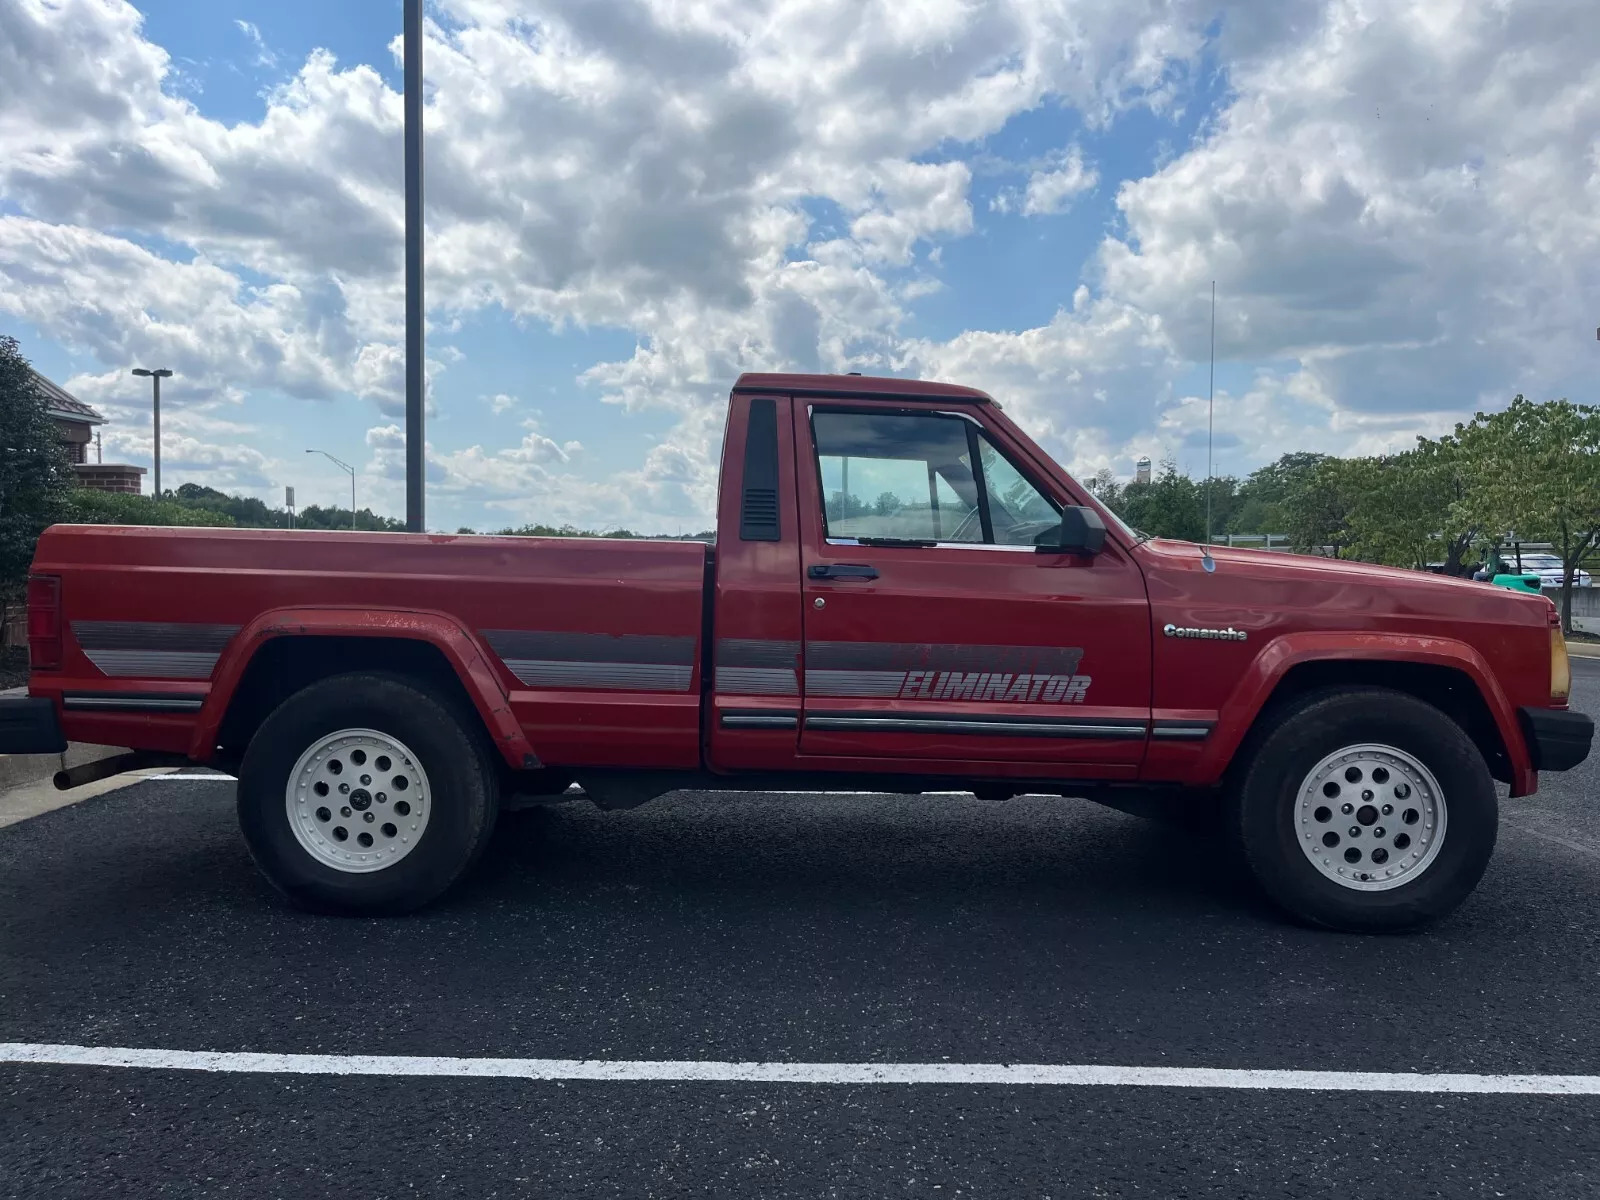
[1200,633,1531,796]
[193,608,537,771]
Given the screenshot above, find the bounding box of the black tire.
[237,672,499,914]
[1227,686,1497,933]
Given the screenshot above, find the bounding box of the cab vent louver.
[740,398,781,541]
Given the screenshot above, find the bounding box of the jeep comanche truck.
[3,373,1591,930]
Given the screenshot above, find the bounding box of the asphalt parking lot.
[3,666,1599,1198]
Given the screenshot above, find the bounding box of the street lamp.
[131,368,173,497]
[306,449,357,530]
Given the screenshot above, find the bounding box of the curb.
[1566,642,1600,659]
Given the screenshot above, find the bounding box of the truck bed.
[32,525,711,769]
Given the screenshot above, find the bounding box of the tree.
[1454,396,1600,630]
[296,504,406,532]
[1343,437,1481,572]
[1121,460,1203,541]
[1233,452,1330,534]
[1281,455,1361,557]
[1083,468,1125,516]
[65,489,235,528]
[173,482,287,528]
[1199,474,1240,541]
[0,337,71,637]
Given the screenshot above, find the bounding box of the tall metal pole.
[306,450,357,530]
[1206,281,1215,546]
[404,0,426,532]
[132,367,172,498]
[152,372,162,499]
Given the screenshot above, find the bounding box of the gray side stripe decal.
[73,622,240,680]
[485,631,695,665]
[716,667,799,696]
[74,621,241,653]
[804,669,907,698]
[500,662,694,692]
[716,639,800,669]
[485,630,697,693]
[806,641,1084,676]
[715,639,800,696]
[81,650,223,680]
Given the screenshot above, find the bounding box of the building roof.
[30,369,104,425]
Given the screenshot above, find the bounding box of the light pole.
[404,0,426,532]
[306,449,357,530]
[131,368,173,497]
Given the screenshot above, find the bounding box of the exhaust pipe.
[54,752,191,791]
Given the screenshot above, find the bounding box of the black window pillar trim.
[965,421,995,545]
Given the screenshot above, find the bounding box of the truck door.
[794,402,1151,773]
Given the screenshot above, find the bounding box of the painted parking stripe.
[3,1044,1600,1093]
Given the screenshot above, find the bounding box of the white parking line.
[3,1043,1598,1093]
[145,774,237,782]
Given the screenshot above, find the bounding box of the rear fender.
[1197,631,1533,796]
[192,607,536,769]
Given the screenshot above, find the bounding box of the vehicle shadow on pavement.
[3,783,1597,1075]
[465,790,1270,919]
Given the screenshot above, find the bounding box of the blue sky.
[2,0,1596,532]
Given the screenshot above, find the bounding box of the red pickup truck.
[3,373,1590,930]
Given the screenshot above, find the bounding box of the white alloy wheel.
[1294,743,1446,892]
[286,728,432,873]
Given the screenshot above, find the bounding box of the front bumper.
[0,696,66,756]
[1519,706,1594,773]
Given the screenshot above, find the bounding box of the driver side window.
[810,409,1059,546]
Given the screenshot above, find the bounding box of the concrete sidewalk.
[0,685,146,827]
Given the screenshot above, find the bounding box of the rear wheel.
[237,673,498,914]
[1228,687,1497,932]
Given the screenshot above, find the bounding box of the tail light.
[1548,606,1570,703]
[26,575,61,672]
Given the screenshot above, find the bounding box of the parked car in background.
[1491,574,1544,595]
[1494,553,1591,589]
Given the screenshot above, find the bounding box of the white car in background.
[1500,553,1591,588]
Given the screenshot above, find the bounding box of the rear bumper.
[1518,706,1594,773]
[0,696,67,756]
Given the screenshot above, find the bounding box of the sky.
[1,0,1597,533]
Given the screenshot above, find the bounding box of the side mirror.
[1035,506,1106,555]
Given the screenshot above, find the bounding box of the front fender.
[1194,631,1533,796]
[191,606,537,770]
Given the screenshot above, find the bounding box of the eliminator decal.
[805,641,1091,704]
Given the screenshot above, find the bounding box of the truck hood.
[1133,537,1551,627]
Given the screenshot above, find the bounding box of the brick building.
[32,370,147,494]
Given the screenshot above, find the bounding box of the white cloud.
[993,146,1100,215]
[234,20,279,70]
[1098,0,1600,415]
[1,0,1597,532]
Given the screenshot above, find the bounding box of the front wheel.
[237,672,499,914]
[1229,687,1497,932]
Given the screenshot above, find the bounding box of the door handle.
[808,563,879,581]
